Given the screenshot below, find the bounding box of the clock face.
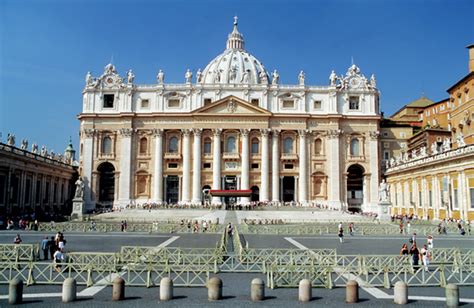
[106,77,114,84]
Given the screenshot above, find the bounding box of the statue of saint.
[229,66,237,82]
[213,69,221,83]
[271,69,279,85]
[127,69,135,84]
[20,139,28,150]
[259,70,268,83]
[431,141,438,155]
[298,70,305,85]
[74,177,85,200]
[379,179,389,202]
[156,69,164,84]
[85,71,93,85]
[31,143,38,154]
[370,74,377,88]
[442,138,451,152]
[456,132,466,147]
[196,69,202,83]
[420,146,427,157]
[241,70,250,83]
[40,146,47,156]
[6,133,15,146]
[329,70,337,86]
[185,69,193,83]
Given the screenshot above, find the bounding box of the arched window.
[314,179,322,195]
[102,136,112,155]
[227,136,236,153]
[283,137,293,154]
[203,138,212,154]
[314,138,322,155]
[350,138,360,156]
[168,137,178,153]
[251,138,259,154]
[139,137,148,154]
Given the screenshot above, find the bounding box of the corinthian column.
[152,129,163,204]
[212,129,222,205]
[192,128,203,204]
[118,128,133,207]
[240,129,250,204]
[260,129,270,202]
[327,129,342,209]
[181,129,191,203]
[272,130,280,203]
[81,128,95,209]
[298,130,308,205]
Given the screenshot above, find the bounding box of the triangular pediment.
[192,95,272,116]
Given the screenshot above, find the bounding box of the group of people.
[400,233,433,272]
[179,219,214,233]
[6,218,39,230]
[40,232,68,272]
[337,222,356,243]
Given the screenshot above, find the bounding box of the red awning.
[209,190,252,197]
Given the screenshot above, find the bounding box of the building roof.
[446,71,474,93]
[406,96,434,108]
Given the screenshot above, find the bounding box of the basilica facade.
[78,18,381,212]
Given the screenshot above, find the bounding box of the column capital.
[82,129,96,138]
[119,128,134,137]
[152,129,163,137]
[298,129,308,138]
[192,128,203,137]
[181,129,192,137]
[272,129,281,137]
[240,129,250,137]
[369,131,380,140]
[327,129,343,139]
[212,128,222,137]
[260,129,271,137]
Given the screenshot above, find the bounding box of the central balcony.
[280,153,298,161]
[164,152,182,160]
[222,152,240,160]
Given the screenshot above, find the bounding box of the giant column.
[212,129,222,205]
[368,131,380,212]
[240,129,250,204]
[181,129,191,204]
[118,128,133,207]
[298,130,308,205]
[327,129,342,209]
[192,128,203,204]
[260,129,270,202]
[152,129,163,204]
[272,130,280,203]
[81,129,95,209]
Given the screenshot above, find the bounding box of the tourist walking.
[420,244,430,272]
[399,222,404,234]
[41,236,50,260]
[409,243,421,271]
[49,236,56,260]
[338,225,344,243]
[53,248,64,272]
[14,234,22,244]
[227,223,234,238]
[400,243,409,256]
[348,223,354,236]
[427,235,433,250]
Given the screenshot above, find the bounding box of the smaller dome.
[200,17,269,85]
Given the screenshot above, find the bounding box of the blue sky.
[1,0,473,153]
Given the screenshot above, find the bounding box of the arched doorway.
[282,176,295,202]
[347,164,364,212]
[251,186,259,202]
[97,162,115,205]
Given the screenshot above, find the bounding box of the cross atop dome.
[226,16,244,50]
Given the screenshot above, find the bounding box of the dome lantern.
[226,16,245,50]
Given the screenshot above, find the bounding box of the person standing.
[49,236,56,260]
[14,234,22,244]
[427,235,433,250]
[400,243,409,256]
[420,244,430,272]
[349,222,354,236]
[409,243,420,271]
[338,225,344,243]
[53,248,64,272]
[41,236,49,260]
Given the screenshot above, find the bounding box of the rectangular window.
[282,100,294,108]
[284,164,294,169]
[251,99,259,106]
[470,188,474,209]
[383,132,388,137]
[313,100,322,110]
[141,99,149,108]
[383,151,390,160]
[349,96,359,110]
[383,142,390,149]
[168,99,180,108]
[103,94,114,108]
[204,98,212,106]
[203,163,211,169]
[251,163,259,169]
[168,163,178,169]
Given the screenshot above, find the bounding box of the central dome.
[200,17,269,85]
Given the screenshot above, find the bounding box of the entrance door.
[282,176,295,202]
[347,165,364,212]
[224,176,237,208]
[98,162,115,205]
[251,186,259,202]
[166,176,179,204]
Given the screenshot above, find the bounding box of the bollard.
[207,277,222,301]
[346,280,359,303]
[251,278,265,301]
[445,284,459,307]
[62,278,77,303]
[160,277,173,301]
[112,277,125,301]
[393,281,408,305]
[8,278,23,305]
[299,279,312,302]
